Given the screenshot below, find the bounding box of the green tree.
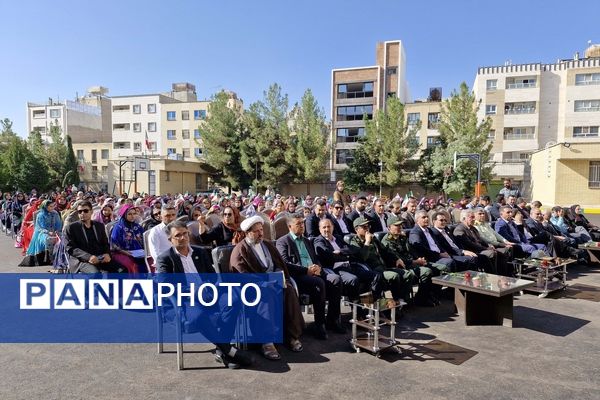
[64,135,80,187]
[240,83,296,188]
[199,91,252,190]
[343,97,419,191]
[0,119,19,190]
[290,89,329,190]
[342,140,379,192]
[421,82,493,194]
[1,136,48,191]
[45,122,69,189]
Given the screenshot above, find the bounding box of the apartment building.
[404,97,443,150]
[330,40,409,180]
[26,86,112,144]
[473,44,600,192]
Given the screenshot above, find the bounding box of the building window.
[486,79,497,91]
[337,82,374,99]
[113,123,130,131]
[113,142,131,149]
[506,77,536,89]
[336,105,373,121]
[132,104,141,114]
[573,126,599,137]
[336,127,365,143]
[574,100,600,112]
[504,102,536,114]
[49,109,61,118]
[575,73,600,86]
[167,148,176,155]
[133,142,142,152]
[485,105,496,115]
[182,129,190,139]
[386,66,397,75]
[101,149,109,159]
[194,110,206,120]
[148,142,157,151]
[487,130,496,139]
[590,162,600,188]
[148,122,156,132]
[182,148,190,158]
[76,150,84,161]
[194,148,203,157]
[427,113,440,129]
[426,136,441,148]
[181,110,189,120]
[166,111,176,121]
[503,127,535,140]
[33,126,46,134]
[112,105,130,112]
[91,150,97,164]
[133,123,141,132]
[407,113,420,126]
[335,149,354,164]
[167,130,176,140]
[91,166,98,180]
[32,110,46,119]
[147,104,156,113]
[194,129,201,139]
[101,166,107,176]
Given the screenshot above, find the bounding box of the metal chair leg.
[176,317,184,370]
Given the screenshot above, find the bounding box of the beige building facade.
[530,142,600,211]
[473,45,600,193]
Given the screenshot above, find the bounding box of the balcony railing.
[503,133,535,140]
[506,82,536,89]
[505,108,536,115]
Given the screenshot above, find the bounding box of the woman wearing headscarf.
[19,200,62,266]
[93,200,115,225]
[10,192,28,235]
[110,204,146,273]
[571,204,600,241]
[198,206,245,247]
[19,199,41,254]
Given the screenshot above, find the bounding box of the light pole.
[453,152,482,196]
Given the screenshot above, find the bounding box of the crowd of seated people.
[1,179,599,368]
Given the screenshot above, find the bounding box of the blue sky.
[1,0,598,137]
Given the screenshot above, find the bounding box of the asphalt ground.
[0,220,599,400]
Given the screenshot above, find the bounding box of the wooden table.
[579,243,600,264]
[432,271,533,327]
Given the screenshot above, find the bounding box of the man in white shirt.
[148,204,177,262]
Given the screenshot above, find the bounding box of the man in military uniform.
[381,216,439,306]
[349,217,411,304]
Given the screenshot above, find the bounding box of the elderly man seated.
[495,206,546,257]
[230,215,305,361]
[276,213,344,339]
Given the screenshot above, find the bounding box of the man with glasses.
[330,200,353,239]
[408,211,455,271]
[148,204,178,262]
[64,200,125,273]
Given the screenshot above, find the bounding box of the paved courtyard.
[0,228,599,400]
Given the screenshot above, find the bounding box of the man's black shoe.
[326,321,347,334]
[312,323,328,340]
[215,346,253,368]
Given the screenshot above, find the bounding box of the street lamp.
[453,152,482,196]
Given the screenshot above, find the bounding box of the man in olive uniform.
[380,216,438,306]
[349,217,412,303]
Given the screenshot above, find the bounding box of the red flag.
[145,130,150,150]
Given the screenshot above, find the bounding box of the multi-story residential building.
[473,44,600,194]
[26,86,112,144]
[404,98,443,151]
[330,40,409,181]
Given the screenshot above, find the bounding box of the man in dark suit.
[408,210,455,272]
[276,213,344,338]
[526,208,587,263]
[495,206,546,257]
[313,218,382,301]
[429,211,483,272]
[304,199,335,239]
[330,201,354,238]
[453,209,511,275]
[156,220,252,369]
[347,196,371,223]
[400,199,417,229]
[368,199,388,233]
[64,200,126,274]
